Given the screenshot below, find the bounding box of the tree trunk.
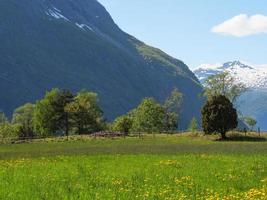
[65,113,69,138]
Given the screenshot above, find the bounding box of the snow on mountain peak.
[45,7,69,21]
[194,61,267,89]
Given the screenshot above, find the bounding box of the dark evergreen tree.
[201,95,238,139]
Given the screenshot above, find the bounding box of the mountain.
[195,61,267,88]
[0,0,203,129]
[194,61,267,130]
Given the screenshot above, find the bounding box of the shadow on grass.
[216,135,267,142]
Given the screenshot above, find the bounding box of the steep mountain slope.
[194,61,267,130]
[237,89,267,130]
[0,0,203,128]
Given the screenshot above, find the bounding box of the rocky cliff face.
[0,0,203,128]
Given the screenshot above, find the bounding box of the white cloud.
[211,14,267,37]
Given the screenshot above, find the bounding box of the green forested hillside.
[0,0,203,128]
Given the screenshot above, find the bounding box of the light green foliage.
[204,72,247,103]
[132,98,165,133]
[0,123,20,138]
[12,103,35,138]
[33,89,75,137]
[33,89,60,137]
[164,88,183,114]
[188,117,198,133]
[112,115,133,134]
[163,88,183,130]
[66,91,103,134]
[244,117,257,131]
[0,112,8,125]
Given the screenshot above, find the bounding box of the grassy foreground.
[0,134,266,199]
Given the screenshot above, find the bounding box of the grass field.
[0,134,266,199]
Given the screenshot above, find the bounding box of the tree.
[33,89,74,137]
[132,98,165,134]
[0,123,20,139]
[51,90,74,136]
[201,95,238,139]
[33,89,60,137]
[0,112,8,125]
[65,91,103,134]
[244,117,257,131]
[188,117,198,133]
[163,88,183,130]
[112,115,133,135]
[12,103,35,139]
[204,72,247,103]
[164,112,178,132]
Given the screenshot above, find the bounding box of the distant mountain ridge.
[194,61,267,89]
[194,61,267,130]
[0,0,203,129]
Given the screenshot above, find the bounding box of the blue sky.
[98,0,267,69]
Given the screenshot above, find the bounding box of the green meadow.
[0,134,266,200]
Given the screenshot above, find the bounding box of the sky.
[98,0,267,69]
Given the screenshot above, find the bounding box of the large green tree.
[164,112,178,132]
[12,103,35,138]
[132,98,165,133]
[33,89,74,137]
[163,88,183,130]
[204,72,247,103]
[51,90,74,136]
[164,88,183,114]
[163,88,183,131]
[65,91,103,134]
[201,95,238,139]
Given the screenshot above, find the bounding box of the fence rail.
[0,131,266,144]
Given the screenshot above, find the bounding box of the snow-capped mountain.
[194,61,267,130]
[194,61,267,89]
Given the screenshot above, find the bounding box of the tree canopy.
[33,89,70,137]
[112,115,133,135]
[201,95,238,139]
[132,98,165,133]
[65,91,104,134]
[203,72,247,103]
[12,103,35,138]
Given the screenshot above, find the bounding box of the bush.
[112,115,133,135]
[0,123,20,139]
[201,95,238,139]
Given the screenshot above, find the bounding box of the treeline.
[0,72,257,140]
[0,88,186,139]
